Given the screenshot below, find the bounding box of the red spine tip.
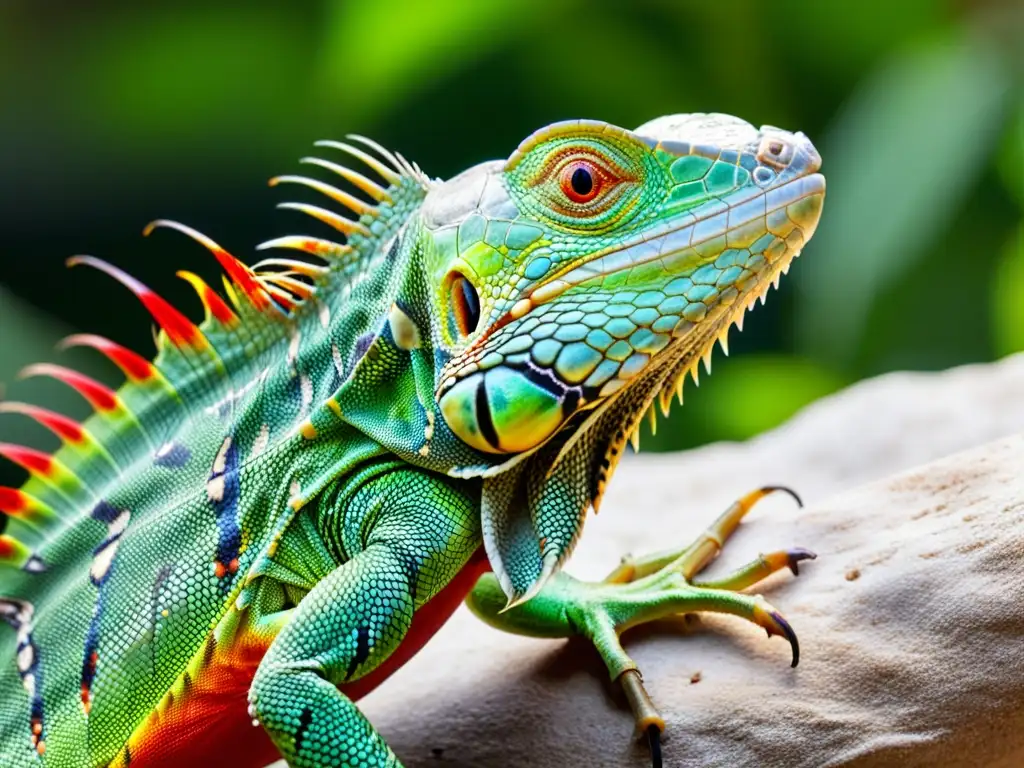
[0,443,55,477]
[59,334,155,383]
[20,364,119,413]
[0,487,27,513]
[147,220,272,312]
[176,271,239,327]
[68,256,205,350]
[0,402,85,444]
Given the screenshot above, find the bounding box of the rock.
[281,354,1024,767]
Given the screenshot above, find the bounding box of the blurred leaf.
[69,7,312,151]
[995,99,1024,206]
[771,0,944,81]
[318,0,569,124]
[643,355,847,450]
[795,36,1011,369]
[992,225,1024,357]
[693,355,846,441]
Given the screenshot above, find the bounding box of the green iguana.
[0,113,825,767]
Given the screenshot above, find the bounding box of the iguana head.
[333,114,824,604]
[426,115,823,461]
[413,113,824,603]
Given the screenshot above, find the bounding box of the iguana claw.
[753,604,801,667]
[784,547,817,576]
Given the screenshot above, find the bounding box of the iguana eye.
[449,272,481,337]
[560,161,599,203]
[531,148,637,225]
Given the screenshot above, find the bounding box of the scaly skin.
[0,113,824,767]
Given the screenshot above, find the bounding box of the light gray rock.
[276,354,1024,767]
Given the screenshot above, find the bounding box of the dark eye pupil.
[570,166,593,196]
[451,274,481,336]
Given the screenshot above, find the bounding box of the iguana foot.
[468,486,813,768]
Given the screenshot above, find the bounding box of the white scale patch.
[252,424,270,457]
[204,369,269,416]
[1,599,36,679]
[287,479,303,509]
[300,373,313,411]
[388,303,421,350]
[318,301,331,329]
[331,344,345,379]
[418,408,435,457]
[287,330,301,367]
[206,437,233,502]
[89,509,130,585]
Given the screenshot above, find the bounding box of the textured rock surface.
[277,354,1024,767]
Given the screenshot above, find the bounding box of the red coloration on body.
[61,334,156,382]
[81,652,98,714]
[67,256,205,349]
[0,443,55,477]
[213,558,240,579]
[120,548,490,767]
[0,402,85,444]
[20,364,119,413]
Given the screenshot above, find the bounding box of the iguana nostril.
[757,135,795,169]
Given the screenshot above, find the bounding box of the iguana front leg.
[466,487,813,767]
[249,470,480,768]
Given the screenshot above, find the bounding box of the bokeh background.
[0,0,1021,493]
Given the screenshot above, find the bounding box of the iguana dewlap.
[0,114,824,767]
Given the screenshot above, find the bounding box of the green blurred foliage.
[993,225,1024,357]
[0,0,1021,478]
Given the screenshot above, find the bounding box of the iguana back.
[0,139,432,766]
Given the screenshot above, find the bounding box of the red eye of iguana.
[559,161,601,203]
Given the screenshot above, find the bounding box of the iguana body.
[0,114,824,767]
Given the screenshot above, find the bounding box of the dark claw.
[770,610,800,668]
[646,724,663,768]
[761,485,803,508]
[786,547,817,576]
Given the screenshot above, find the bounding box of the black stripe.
[344,626,371,681]
[294,706,314,751]
[475,378,501,450]
[519,363,568,398]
